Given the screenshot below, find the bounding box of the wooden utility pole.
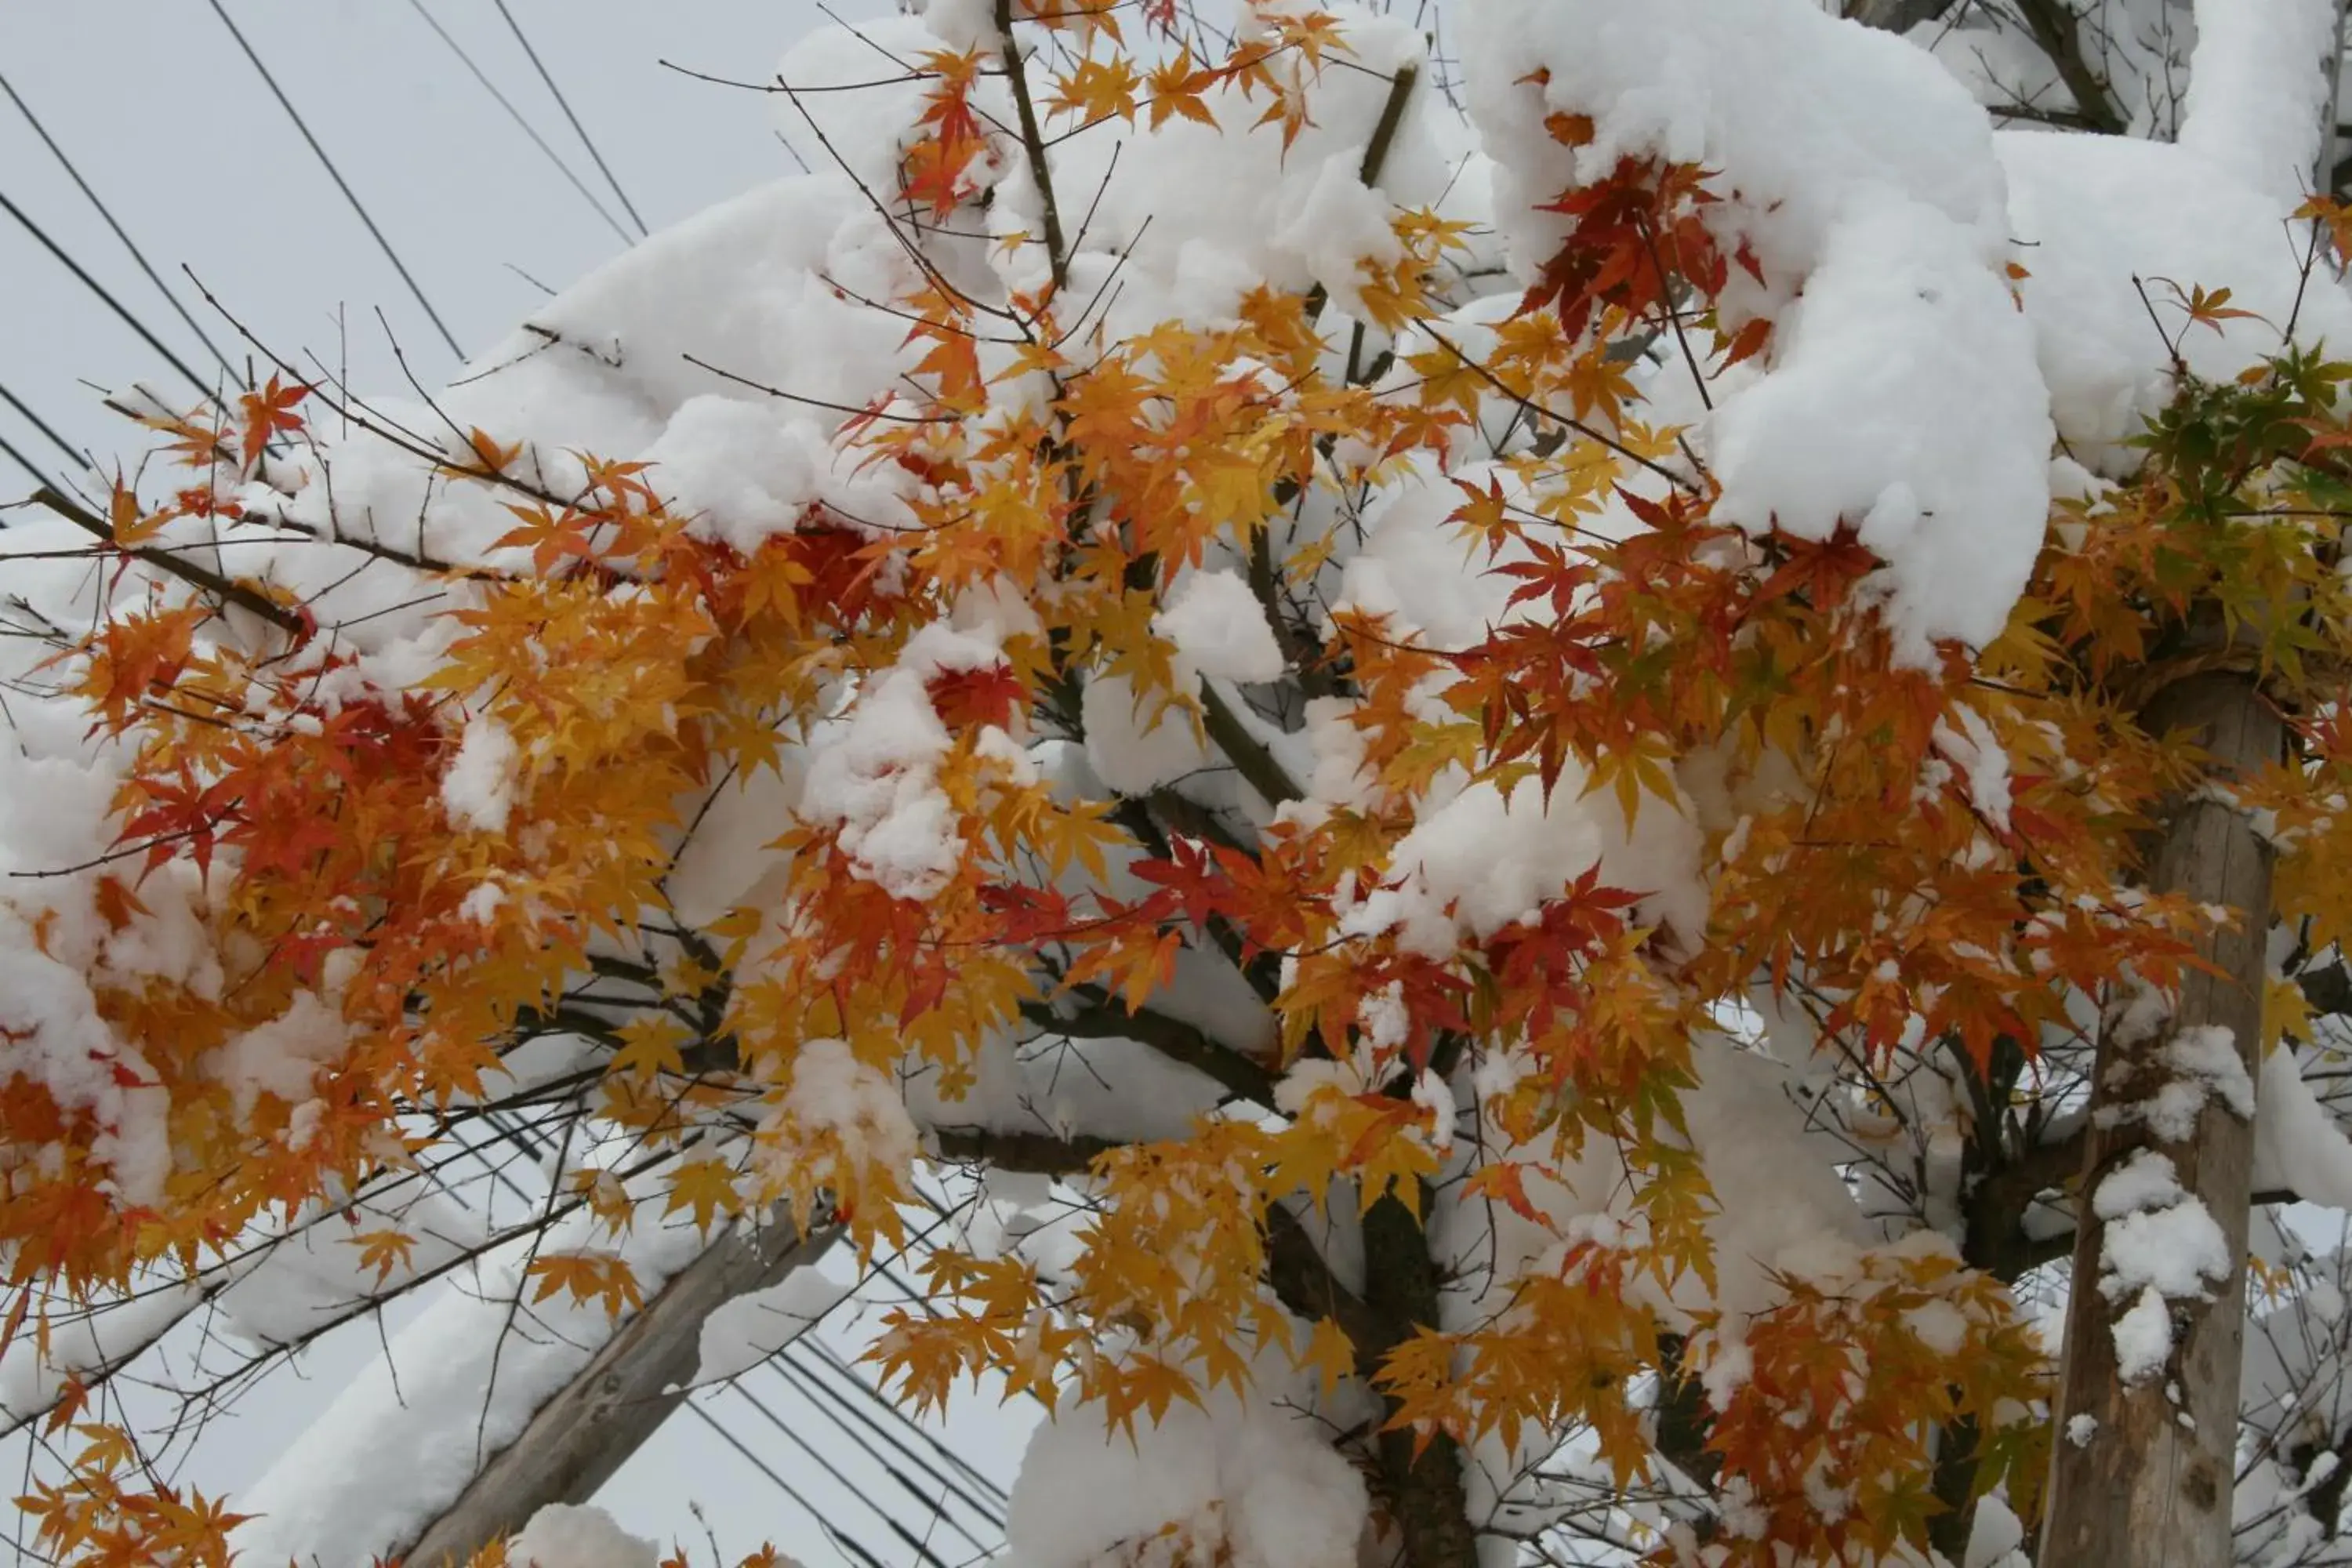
[395,1215,837,1567]
[2041,668,2282,1565]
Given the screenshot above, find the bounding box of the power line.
[0,71,238,383]
[0,187,218,405]
[684,1395,895,1568]
[0,426,66,502]
[770,1350,1004,1541]
[489,0,649,238]
[0,380,89,478]
[722,1377,954,1568]
[397,0,634,246]
[780,1343,1008,1515]
[800,1339,1011,1505]
[200,0,465,361]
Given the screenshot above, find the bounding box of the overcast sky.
[0,4,1033,1563]
[0,1,803,488]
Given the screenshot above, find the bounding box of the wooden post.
[2040,669,2281,1566]
[395,1215,838,1568]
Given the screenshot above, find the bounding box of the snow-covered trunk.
[2042,668,2282,1565]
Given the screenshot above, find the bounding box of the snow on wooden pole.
[2041,666,2281,1566]
[396,1214,839,1568]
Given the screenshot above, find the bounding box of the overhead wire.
[200,0,466,360]
[488,0,650,238]
[802,1338,1011,1505]
[397,0,635,246]
[718,1376,956,1568]
[1,13,1035,1550]
[0,427,65,500]
[0,187,219,405]
[684,1394,897,1568]
[0,72,238,382]
[0,379,91,479]
[776,1346,1008,1515]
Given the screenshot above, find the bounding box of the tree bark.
[2041,669,2281,1566]
[1362,1190,1481,1568]
[395,1214,838,1567]
[1845,0,1962,32]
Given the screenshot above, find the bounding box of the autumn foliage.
[11,2,2352,1565]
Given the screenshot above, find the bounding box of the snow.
[1965,1495,2027,1568]
[0,1283,202,1425]
[506,1502,661,1568]
[798,666,963,901]
[230,1169,717,1568]
[1000,1370,1369,1568]
[1155,568,1287,684]
[641,395,830,553]
[2113,1287,2178,1386]
[1462,0,2051,652]
[1411,1068,1459,1155]
[772,16,989,196]
[1704,199,2052,652]
[2092,1148,2187,1221]
[1273,145,1406,321]
[780,1038,921,1177]
[1933,706,2015,833]
[2176,0,2342,207]
[694,1266,852,1385]
[1337,762,1706,960]
[214,1189,487,1352]
[2101,1189,2230,1305]
[2133,1024,2256,1142]
[442,713,521,834]
[1997,130,2352,469]
[2256,1044,2352,1207]
[2092,1149,2234,1385]
[206,991,353,1121]
[1332,457,1530,652]
[1081,670,1215,797]
[0,938,171,1208]
[2067,1413,2099,1448]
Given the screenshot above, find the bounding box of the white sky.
[0,0,796,485]
[0,4,1032,1563]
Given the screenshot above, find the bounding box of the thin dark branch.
[27,486,306,636]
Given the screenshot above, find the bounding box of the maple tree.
[9,0,2352,1566]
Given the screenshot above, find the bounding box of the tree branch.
[2011,0,2127,133]
[1022,993,1278,1106]
[29,486,307,637]
[1845,0,1962,31]
[1200,677,1303,808]
[994,0,1068,290]
[399,1212,840,1566]
[927,1125,1122,1174]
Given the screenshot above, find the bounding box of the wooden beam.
[2040,668,2282,1566]
[395,1214,840,1567]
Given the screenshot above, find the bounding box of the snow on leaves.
[11,0,2352,1565]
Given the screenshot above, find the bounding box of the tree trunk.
[2041,669,2281,1566]
[396,1214,837,1567]
[1363,1190,1482,1568]
[1845,0,1962,32]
